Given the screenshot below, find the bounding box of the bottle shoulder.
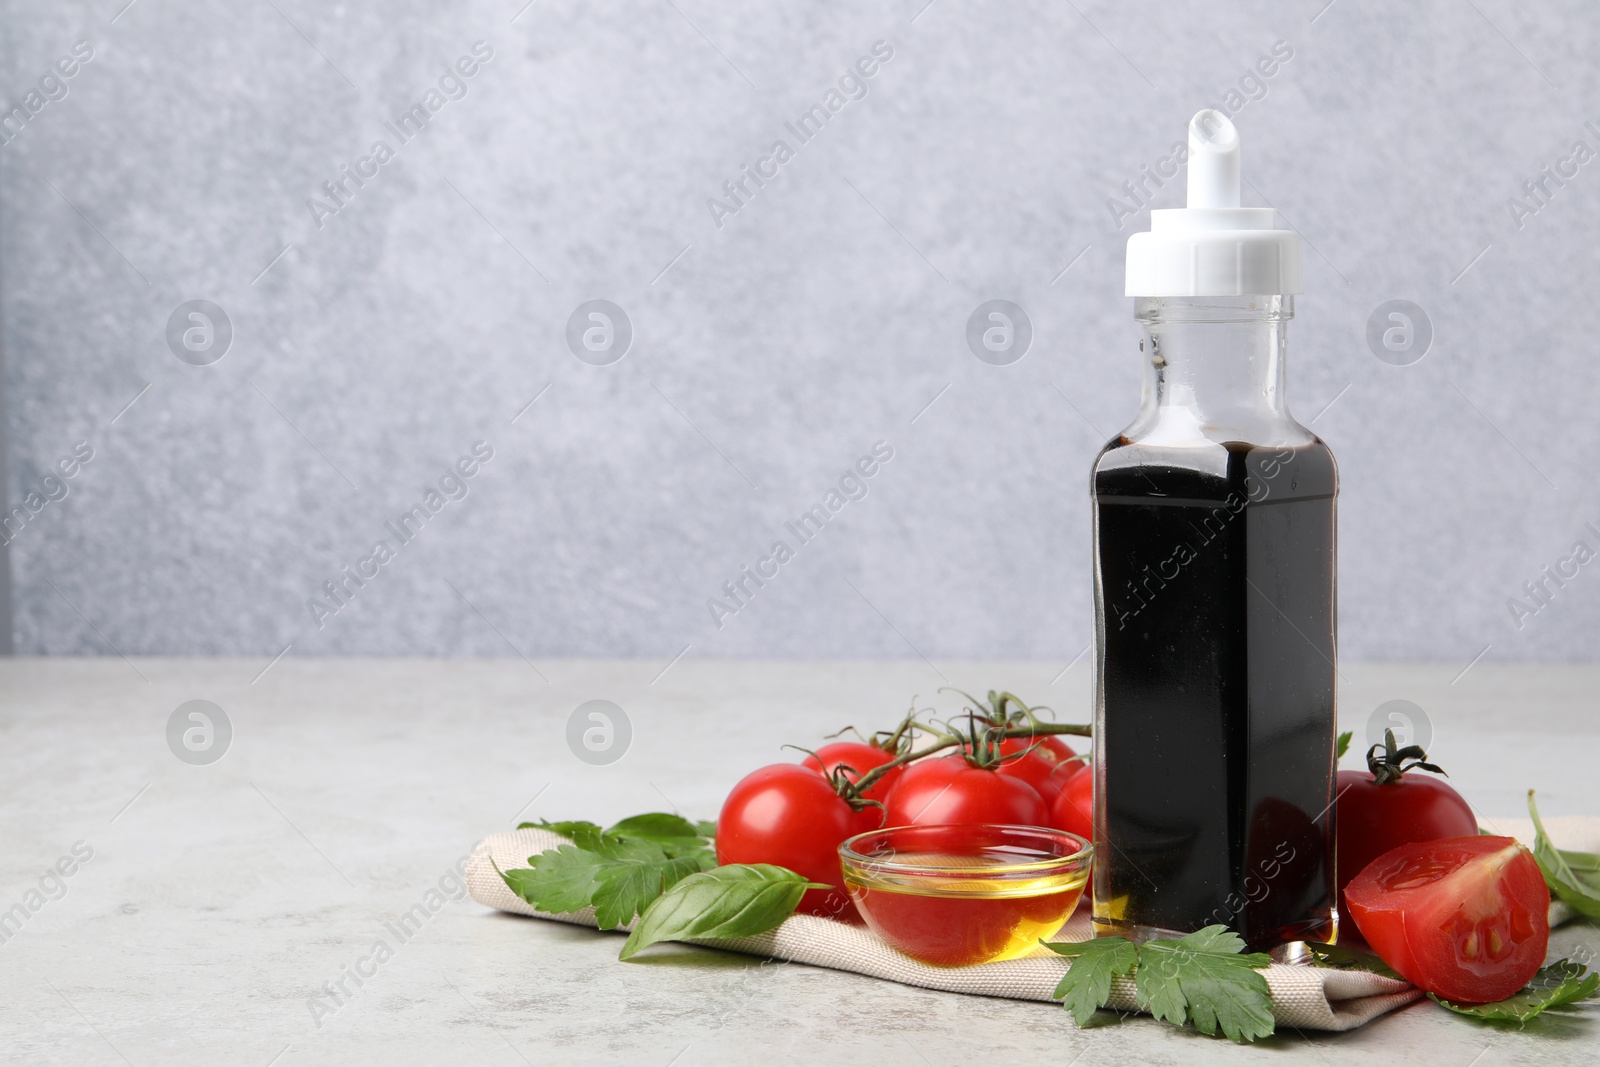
[1094,436,1336,502]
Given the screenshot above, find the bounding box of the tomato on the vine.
[994,736,1083,804]
[716,764,878,921]
[1048,766,1093,842]
[883,754,1049,828]
[1345,835,1549,1003]
[1335,732,1477,935]
[801,741,904,804]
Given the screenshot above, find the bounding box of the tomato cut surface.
[1344,835,1549,1004]
[1334,767,1477,935]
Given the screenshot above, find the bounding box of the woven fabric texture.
[466,815,1599,1032]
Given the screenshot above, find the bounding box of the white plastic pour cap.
[1124,110,1302,297]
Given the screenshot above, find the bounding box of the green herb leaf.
[604,813,711,857]
[1335,730,1352,760]
[577,833,716,929]
[1045,926,1274,1042]
[591,848,715,929]
[495,818,718,928]
[606,812,703,840]
[1559,849,1600,874]
[514,814,714,854]
[1135,926,1275,1044]
[695,819,719,839]
[1431,960,1600,1023]
[1528,791,1600,920]
[1043,936,1139,1027]
[619,863,824,960]
[496,846,606,914]
[519,818,603,838]
[1305,941,1402,981]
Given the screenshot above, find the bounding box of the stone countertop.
[1,658,1596,1065]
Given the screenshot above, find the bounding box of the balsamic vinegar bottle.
[1091,111,1338,952]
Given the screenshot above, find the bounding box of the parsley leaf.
[1043,936,1139,1027]
[520,818,603,838]
[496,846,606,914]
[619,863,823,960]
[520,813,712,857]
[1136,927,1275,1043]
[1528,791,1600,920]
[591,849,715,929]
[603,813,710,857]
[1045,925,1274,1042]
[496,811,719,928]
[1431,960,1600,1023]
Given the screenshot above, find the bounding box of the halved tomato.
[1344,835,1549,1003]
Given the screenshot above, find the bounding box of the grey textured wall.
[3,0,1597,665]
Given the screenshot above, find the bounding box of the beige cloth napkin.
[466,816,1600,1033]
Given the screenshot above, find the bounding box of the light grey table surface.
[1,658,1596,1066]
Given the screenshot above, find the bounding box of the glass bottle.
[1091,112,1338,953]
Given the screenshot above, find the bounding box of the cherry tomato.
[801,741,904,804]
[1345,836,1549,1003]
[883,754,1049,828]
[716,764,878,921]
[1048,767,1094,842]
[1335,767,1477,936]
[994,736,1083,804]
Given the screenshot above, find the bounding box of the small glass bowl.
[838,824,1093,967]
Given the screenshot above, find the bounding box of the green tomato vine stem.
[838,691,1091,806]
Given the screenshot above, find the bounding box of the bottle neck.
[1125,296,1312,448]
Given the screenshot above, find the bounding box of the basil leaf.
[1336,731,1352,761]
[1528,791,1600,920]
[695,819,719,839]
[1043,936,1139,1027]
[1431,959,1600,1023]
[619,863,823,960]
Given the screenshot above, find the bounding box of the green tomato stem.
[841,720,1091,804]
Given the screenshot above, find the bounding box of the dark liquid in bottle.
[1092,439,1337,950]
